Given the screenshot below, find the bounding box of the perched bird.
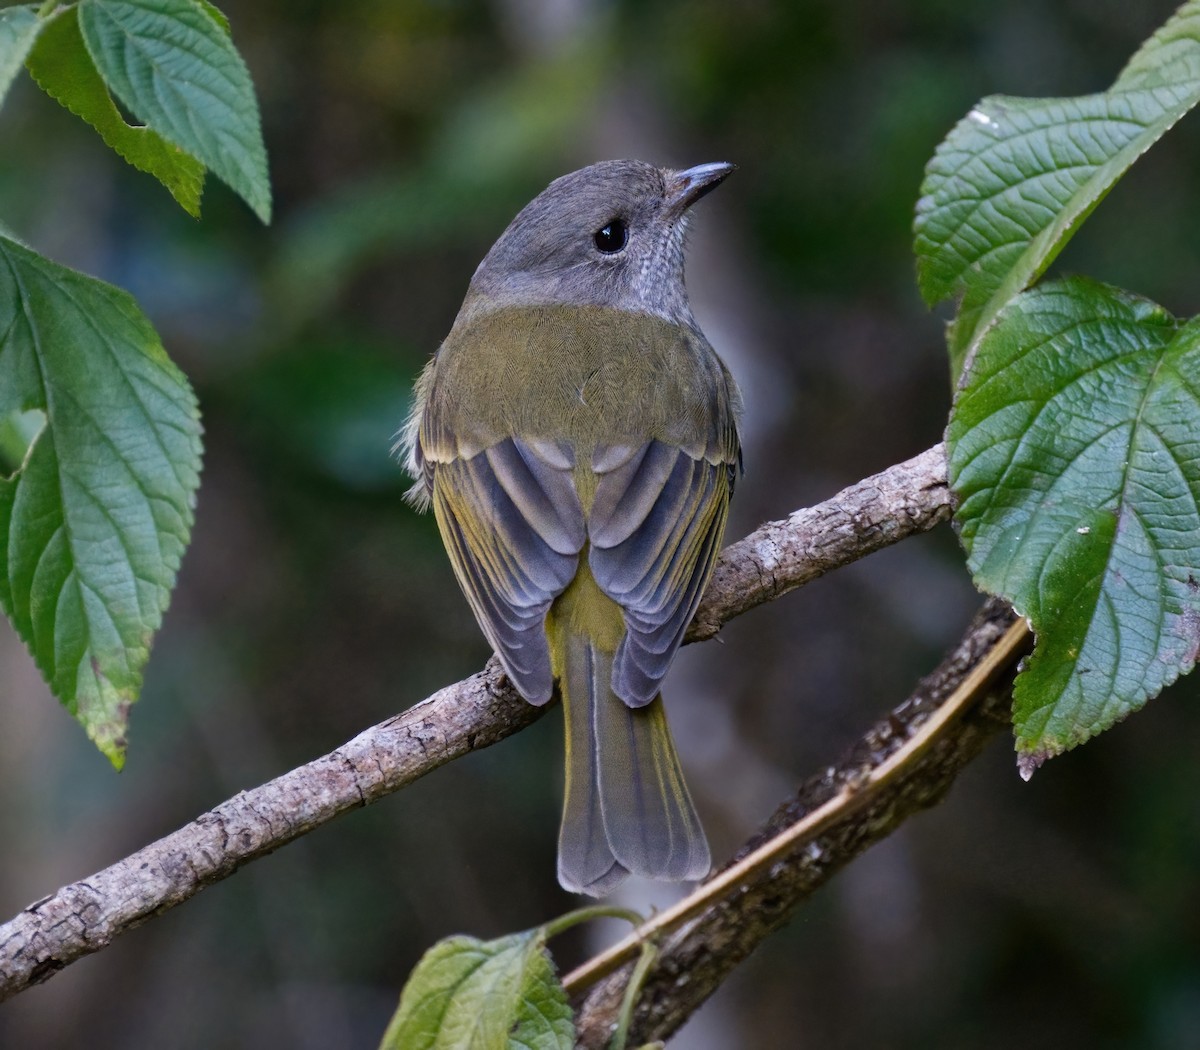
[402,159,742,895]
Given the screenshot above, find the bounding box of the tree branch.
[0,444,951,1002]
[570,599,1028,1048]
[689,442,952,640]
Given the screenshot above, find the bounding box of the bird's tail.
[555,627,710,896]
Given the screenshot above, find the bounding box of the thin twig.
[0,444,951,1002]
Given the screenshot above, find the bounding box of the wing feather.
[432,438,584,703]
[589,437,735,708]
[589,441,680,549]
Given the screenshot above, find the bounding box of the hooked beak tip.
[667,161,736,211]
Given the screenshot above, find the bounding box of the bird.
[401,159,742,895]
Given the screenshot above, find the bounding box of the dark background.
[2,1,1199,1046]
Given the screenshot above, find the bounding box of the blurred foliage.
[1,1,1199,1048]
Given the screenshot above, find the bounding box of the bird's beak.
[666,162,736,214]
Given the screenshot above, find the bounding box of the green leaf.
[195,0,229,35]
[914,0,1200,383]
[381,930,574,1050]
[78,0,270,222]
[0,407,45,476]
[0,4,41,109]
[0,234,202,767]
[947,278,1200,774]
[25,5,205,218]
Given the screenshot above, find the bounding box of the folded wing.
[588,436,738,707]
[430,437,585,704]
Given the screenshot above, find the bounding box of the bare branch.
[0,663,537,1000]
[571,599,1027,1048]
[0,444,951,1002]
[689,442,952,640]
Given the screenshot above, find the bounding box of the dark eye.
[593,219,627,254]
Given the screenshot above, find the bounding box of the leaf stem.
[541,905,645,941]
[608,941,657,1050]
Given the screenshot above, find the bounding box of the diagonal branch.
[0,443,951,1002]
[689,442,952,640]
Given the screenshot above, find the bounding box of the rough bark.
[0,444,951,1002]
[690,442,952,640]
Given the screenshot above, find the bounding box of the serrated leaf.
[78,0,270,222]
[25,5,205,217]
[381,930,574,1050]
[195,0,229,35]
[0,234,202,767]
[947,278,1200,772]
[0,4,41,109]
[914,0,1200,383]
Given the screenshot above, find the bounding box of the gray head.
[459,159,734,326]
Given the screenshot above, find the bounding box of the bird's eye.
[593,219,628,254]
